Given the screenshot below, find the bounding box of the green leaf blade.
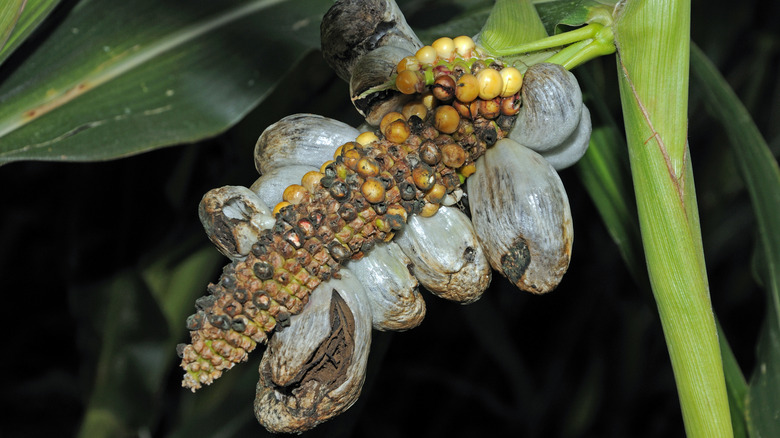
[478,0,547,54]
[0,0,61,67]
[0,0,332,163]
[690,43,780,438]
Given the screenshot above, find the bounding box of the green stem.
[490,22,602,56]
[544,40,590,67]
[614,0,732,436]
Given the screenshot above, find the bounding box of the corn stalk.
[613,0,732,435]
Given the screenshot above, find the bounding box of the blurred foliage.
[1,0,778,437]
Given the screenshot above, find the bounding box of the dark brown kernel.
[374,202,388,215]
[385,214,405,230]
[339,203,357,222]
[328,241,351,262]
[399,181,416,200]
[233,289,248,303]
[252,293,271,310]
[419,141,441,165]
[329,181,351,201]
[253,262,274,280]
[231,317,247,333]
[195,295,216,310]
[276,308,292,327]
[186,312,204,330]
[209,313,231,331]
[224,302,242,317]
[320,175,335,188]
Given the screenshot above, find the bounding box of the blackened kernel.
[279,206,299,224]
[329,181,351,201]
[374,202,388,215]
[328,241,351,262]
[224,302,241,317]
[208,313,231,331]
[176,343,187,358]
[345,172,361,190]
[231,317,247,333]
[497,114,516,131]
[309,211,325,228]
[353,196,367,212]
[272,220,287,234]
[186,312,204,330]
[251,241,271,257]
[252,293,271,310]
[408,115,425,133]
[253,262,274,280]
[377,175,394,190]
[233,289,248,303]
[320,175,335,188]
[360,239,375,253]
[323,163,337,178]
[393,167,407,183]
[276,309,292,327]
[385,214,405,230]
[339,204,357,222]
[219,274,235,288]
[284,228,303,249]
[195,295,216,310]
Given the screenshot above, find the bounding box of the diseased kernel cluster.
[394,36,523,123]
[179,36,520,392]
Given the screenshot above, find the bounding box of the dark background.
[1,0,778,436]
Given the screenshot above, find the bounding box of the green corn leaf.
[75,238,224,437]
[534,0,616,36]
[479,0,548,53]
[716,320,749,438]
[690,43,780,438]
[0,0,60,67]
[575,117,646,285]
[74,273,171,437]
[0,0,332,164]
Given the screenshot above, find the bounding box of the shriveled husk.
[198,185,275,261]
[350,45,414,125]
[320,0,422,82]
[254,270,372,433]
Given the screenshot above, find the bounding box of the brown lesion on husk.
[500,237,532,290]
[271,290,355,393]
[253,290,363,433]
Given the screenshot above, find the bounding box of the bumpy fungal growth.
[178,36,522,391]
